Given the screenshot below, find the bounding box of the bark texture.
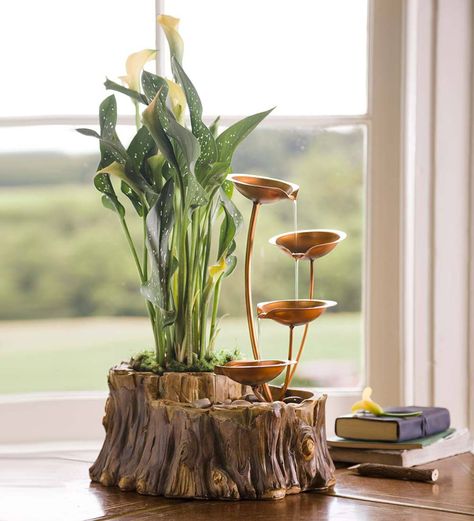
[90,366,336,500]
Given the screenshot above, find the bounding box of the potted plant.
[78,14,335,500]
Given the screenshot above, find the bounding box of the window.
[1,1,405,439]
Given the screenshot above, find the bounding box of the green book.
[327,428,455,450]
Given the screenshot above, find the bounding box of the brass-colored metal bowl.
[214,359,296,386]
[228,174,299,204]
[269,229,346,261]
[257,299,337,327]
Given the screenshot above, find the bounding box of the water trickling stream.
[293,200,299,299]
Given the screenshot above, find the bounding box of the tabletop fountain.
[85,13,344,502]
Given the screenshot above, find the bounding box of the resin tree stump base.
[90,365,336,500]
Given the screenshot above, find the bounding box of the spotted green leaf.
[216,107,274,164]
[172,58,217,165]
[141,178,175,310]
[104,78,148,105]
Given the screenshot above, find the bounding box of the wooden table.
[1,448,472,520]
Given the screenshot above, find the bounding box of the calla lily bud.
[157,15,184,65]
[165,79,186,123]
[97,161,127,181]
[97,161,140,195]
[209,257,227,283]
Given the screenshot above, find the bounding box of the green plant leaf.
[164,116,208,210]
[217,208,236,261]
[216,107,275,163]
[224,255,237,278]
[222,179,234,198]
[209,116,220,139]
[141,71,167,104]
[77,95,128,168]
[172,58,217,165]
[167,117,201,175]
[219,188,243,231]
[76,128,100,138]
[196,162,232,188]
[141,178,175,309]
[120,181,144,216]
[76,128,127,166]
[127,126,156,172]
[77,96,128,217]
[142,89,178,168]
[227,239,237,256]
[121,125,158,202]
[104,78,148,104]
[217,188,242,260]
[94,174,125,217]
[181,171,208,210]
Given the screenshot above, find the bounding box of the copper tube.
[245,202,261,360]
[280,326,295,400]
[244,203,272,402]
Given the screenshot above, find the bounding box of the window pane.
[219,125,365,387]
[0,125,150,393]
[164,0,368,116]
[0,124,364,393]
[0,0,155,117]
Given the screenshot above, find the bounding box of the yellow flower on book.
[351,387,384,416]
[351,387,422,417]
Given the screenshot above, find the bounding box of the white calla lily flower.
[120,49,157,92]
[157,15,184,64]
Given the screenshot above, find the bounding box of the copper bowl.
[214,359,296,386]
[257,299,337,327]
[269,229,346,261]
[228,174,299,204]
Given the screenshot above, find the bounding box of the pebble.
[192,398,212,408]
[242,393,259,403]
[231,399,252,407]
[283,396,303,404]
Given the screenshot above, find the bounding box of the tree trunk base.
[90,365,336,500]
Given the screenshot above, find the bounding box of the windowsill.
[0,387,361,444]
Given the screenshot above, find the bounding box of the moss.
[129,350,163,374]
[130,348,241,375]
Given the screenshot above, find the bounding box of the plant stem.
[134,101,141,129]
[200,206,212,294]
[184,213,194,366]
[142,213,148,281]
[154,309,165,366]
[120,217,144,282]
[209,275,222,351]
[119,215,159,358]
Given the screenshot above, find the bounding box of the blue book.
[335,406,450,442]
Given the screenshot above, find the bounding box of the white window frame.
[403,0,473,433]
[6,0,471,445]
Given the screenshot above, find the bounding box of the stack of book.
[328,406,472,467]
